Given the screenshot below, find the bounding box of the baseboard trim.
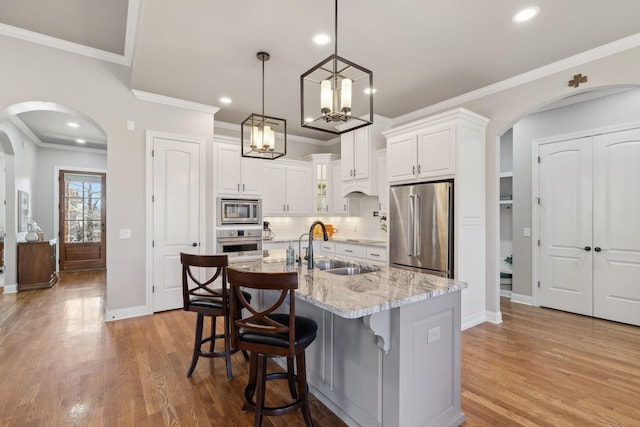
[485,310,503,324]
[105,305,151,322]
[3,284,18,294]
[462,312,487,331]
[510,293,534,306]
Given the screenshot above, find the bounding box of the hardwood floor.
[461,299,640,426]
[1,272,639,426]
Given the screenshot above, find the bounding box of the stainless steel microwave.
[217,198,261,225]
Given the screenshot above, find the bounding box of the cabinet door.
[417,125,455,178]
[377,150,388,212]
[262,163,287,215]
[341,132,355,181]
[285,164,312,215]
[241,156,263,195]
[387,133,417,183]
[216,143,241,195]
[353,127,370,180]
[332,161,349,214]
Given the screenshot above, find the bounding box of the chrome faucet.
[307,220,329,269]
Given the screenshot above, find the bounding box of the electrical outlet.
[427,326,441,344]
[523,227,531,237]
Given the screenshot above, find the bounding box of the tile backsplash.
[265,196,387,242]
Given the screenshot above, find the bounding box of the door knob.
[594,247,602,252]
[584,246,591,251]
[192,242,198,247]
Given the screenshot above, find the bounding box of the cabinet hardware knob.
[584,246,591,251]
[412,165,416,175]
[594,247,602,252]
[192,242,198,247]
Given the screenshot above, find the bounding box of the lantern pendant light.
[241,52,287,159]
[300,0,373,135]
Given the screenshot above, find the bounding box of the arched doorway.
[0,101,107,292]
[494,85,640,325]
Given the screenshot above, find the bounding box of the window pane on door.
[63,174,104,244]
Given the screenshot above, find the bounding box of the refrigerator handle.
[414,194,421,257]
[408,194,414,256]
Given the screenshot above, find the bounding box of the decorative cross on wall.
[568,73,588,88]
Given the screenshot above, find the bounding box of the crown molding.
[0,0,141,67]
[131,90,221,114]
[392,32,640,126]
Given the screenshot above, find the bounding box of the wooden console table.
[18,240,58,291]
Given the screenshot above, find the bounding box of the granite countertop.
[230,249,466,319]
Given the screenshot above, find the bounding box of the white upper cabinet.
[262,160,311,216]
[340,116,391,196]
[387,122,455,184]
[215,142,262,196]
[377,149,388,213]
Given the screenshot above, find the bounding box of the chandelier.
[300,0,373,135]
[241,52,287,159]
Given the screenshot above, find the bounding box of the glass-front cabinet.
[305,153,339,214]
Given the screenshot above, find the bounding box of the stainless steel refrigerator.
[389,180,453,277]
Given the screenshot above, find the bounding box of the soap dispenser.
[286,244,295,265]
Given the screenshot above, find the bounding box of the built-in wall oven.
[217,198,261,226]
[216,229,262,260]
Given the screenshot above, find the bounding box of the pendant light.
[242,52,287,159]
[300,0,373,135]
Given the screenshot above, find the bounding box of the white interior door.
[538,137,593,316]
[152,137,201,312]
[592,129,640,326]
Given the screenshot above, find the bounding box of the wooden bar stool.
[228,268,317,427]
[180,253,249,379]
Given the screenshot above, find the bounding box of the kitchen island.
[231,251,466,427]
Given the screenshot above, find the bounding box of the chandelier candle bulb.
[341,78,352,113]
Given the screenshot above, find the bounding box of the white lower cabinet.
[321,242,387,266]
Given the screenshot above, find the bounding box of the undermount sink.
[325,265,380,276]
[314,259,379,275]
[314,259,352,270]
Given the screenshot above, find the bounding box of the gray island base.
[231,250,466,427]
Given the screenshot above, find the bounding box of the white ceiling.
[2,0,640,146]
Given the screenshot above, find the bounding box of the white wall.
[35,147,107,240]
[511,88,640,297]
[0,121,38,242]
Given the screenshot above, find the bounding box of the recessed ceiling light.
[219,97,232,104]
[512,6,539,23]
[364,88,377,95]
[76,139,86,144]
[313,33,331,46]
[67,122,80,128]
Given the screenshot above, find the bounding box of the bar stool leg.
[287,357,298,399]
[210,316,217,353]
[254,354,267,427]
[187,314,204,377]
[296,352,314,427]
[243,352,258,412]
[223,313,233,380]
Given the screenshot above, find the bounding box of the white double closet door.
[538,128,640,326]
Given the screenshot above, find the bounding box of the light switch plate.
[119,229,132,239]
[523,227,531,237]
